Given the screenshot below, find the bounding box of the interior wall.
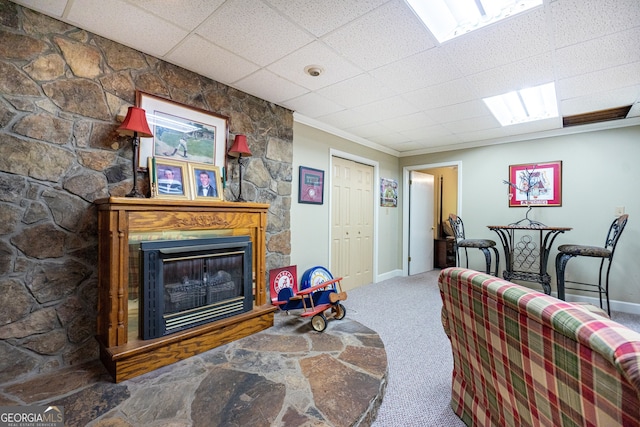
[400,125,640,310]
[291,122,402,281]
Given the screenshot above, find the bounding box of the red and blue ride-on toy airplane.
[269,266,347,332]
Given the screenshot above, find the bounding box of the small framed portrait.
[149,158,190,199]
[189,162,223,201]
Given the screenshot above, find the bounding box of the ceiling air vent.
[563,105,632,127]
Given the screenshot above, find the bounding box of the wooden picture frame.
[298,166,324,205]
[508,160,562,207]
[188,162,223,201]
[149,158,190,199]
[136,91,228,172]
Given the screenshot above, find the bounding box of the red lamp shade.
[228,134,252,157]
[117,106,153,138]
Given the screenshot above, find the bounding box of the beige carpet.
[344,269,640,427]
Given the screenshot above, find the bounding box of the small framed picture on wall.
[298,166,324,205]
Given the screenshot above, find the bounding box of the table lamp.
[228,134,252,202]
[117,106,153,198]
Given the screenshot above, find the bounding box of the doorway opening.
[402,161,461,275]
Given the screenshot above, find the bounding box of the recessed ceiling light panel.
[483,82,558,126]
[406,0,543,43]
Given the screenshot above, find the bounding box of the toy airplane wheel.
[311,313,327,332]
[333,303,346,320]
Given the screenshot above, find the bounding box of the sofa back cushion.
[439,267,640,427]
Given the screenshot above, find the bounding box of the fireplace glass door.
[139,236,252,339]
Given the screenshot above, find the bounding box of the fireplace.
[96,198,275,382]
[140,236,252,339]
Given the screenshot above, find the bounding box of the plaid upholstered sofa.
[439,267,640,427]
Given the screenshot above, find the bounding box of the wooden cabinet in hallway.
[331,157,374,290]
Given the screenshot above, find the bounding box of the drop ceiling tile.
[233,69,309,104]
[401,123,453,141]
[317,108,374,129]
[379,112,436,132]
[345,121,394,139]
[427,100,490,124]
[500,117,561,135]
[66,0,188,57]
[467,53,554,98]
[456,127,512,144]
[560,87,640,116]
[628,103,640,118]
[196,0,313,67]
[11,0,67,16]
[167,35,259,85]
[131,0,226,30]
[555,27,640,79]
[369,131,412,145]
[266,0,387,37]
[402,78,476,110]
[385,140,426,152]
[419,133,462,146]
[316,74,396,108]
[370,47,462,93]
[322,0,435,71]
[550,0,640,48]
[283,92,345,118]
[444,8,551,76]
[442,115,500,134]
[267,41,363,91]
[349,96,419,122]
[557,62,640,100]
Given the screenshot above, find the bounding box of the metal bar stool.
[555,214,629,315]
[448,214,499,276]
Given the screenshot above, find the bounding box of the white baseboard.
[557,293,640,315]
[376,269,404,282]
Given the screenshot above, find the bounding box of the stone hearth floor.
[0,313,387,427]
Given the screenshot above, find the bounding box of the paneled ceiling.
[11,0,640,156]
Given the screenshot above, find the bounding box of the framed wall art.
[507,160,562,207]
[188,161,223,201]
[298,166,324,205]
[137,91,228,172]
[149,158,190,200]
[380,178,398,207]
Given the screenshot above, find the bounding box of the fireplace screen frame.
[140,236,252,339]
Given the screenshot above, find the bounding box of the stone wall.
[0,1,292,383]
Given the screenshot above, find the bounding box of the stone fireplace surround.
[0,3,293,384]
[96,197,276,382]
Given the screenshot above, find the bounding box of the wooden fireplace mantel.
[95,197,276,382]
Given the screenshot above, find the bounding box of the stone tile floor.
[0,313,387,426]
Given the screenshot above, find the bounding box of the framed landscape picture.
[136,91,228,172]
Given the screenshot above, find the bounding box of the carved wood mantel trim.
[95,197,275,382]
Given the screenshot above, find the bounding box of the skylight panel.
[406,0,543,43]
[483,82,558,126]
